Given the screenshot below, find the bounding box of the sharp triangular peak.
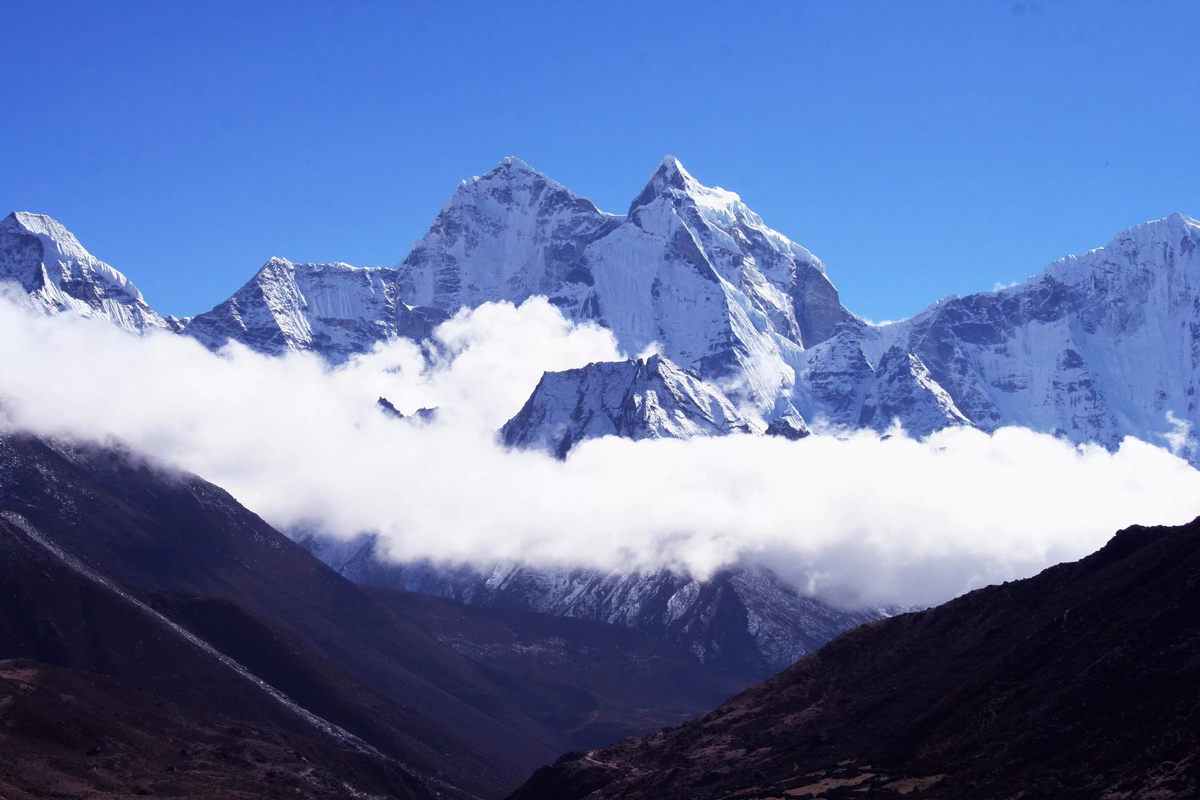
[655,154,690,180]
[630,155,694,211]
[471,155,555,186]
[437,156,591,216]
[2,211,92,263]
[627,155,744,216]
[258,256,294,271]
[0,210,167,333]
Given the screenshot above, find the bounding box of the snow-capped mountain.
[870,213,1200,454]
[299,533,887,681]
[398,156,854,416]
[500,354,760,457]
[15,165,1195,464]
[400,160,1199,461]
[854,347,971,437]
[0,212,170,334]
[184,257,448,361]
[9,168,1200,694]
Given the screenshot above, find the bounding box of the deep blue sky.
[2,1,1197,321]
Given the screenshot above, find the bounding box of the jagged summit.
[3,212,106,280]
[183,256,448,362]
[0,211,167,334]
[397,156,853,415]
[650,155,697,188]
[442,155,594,213]
[628,155,742,215]
[629,155,691,208]
[501,354,757,458]
[6,212,88,253]
[9,183,1200,467]
[397,157,619,313]
[492,155,537,172]
[1110,211,1199,248]
[462,156,550,191]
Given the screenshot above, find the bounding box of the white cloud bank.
[2,294,1199,608]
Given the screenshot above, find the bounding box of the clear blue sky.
[2,1,1197,321]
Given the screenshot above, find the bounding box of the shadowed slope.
[0,431,746,798]
[510,517,1200,800]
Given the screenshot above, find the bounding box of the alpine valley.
[3,155,1200,798]
[3,158,1199,684]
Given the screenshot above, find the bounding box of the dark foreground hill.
[0,659,434,800]
[509,518,1200,800]
[0,432,741,798]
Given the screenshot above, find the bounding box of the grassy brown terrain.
[0,659,435,799]
[509,519,1200,800]
[0,433,741,798]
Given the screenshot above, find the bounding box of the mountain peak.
[1104,213,1200,251]
[492,155,536,173]
[2,212,90,262]
[501,355,758,457]
[6,211,63,232]
[655,154,692,182]
[0,211,167,333]
[472,156,551,187]
[438,157,583,216]
[630,156,699,211]
[260,255,294,270]
[628,156,748,218]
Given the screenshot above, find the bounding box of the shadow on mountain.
[0,432,742,798]
[509,517,1200,800]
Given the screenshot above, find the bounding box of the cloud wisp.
[2,293,1199,608]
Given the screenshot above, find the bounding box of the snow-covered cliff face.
[0,212,169,334]
[397,157,621,316]
[8,175,1200,464]
[873,213,1200,454]
[184,257,448,362]
[779,212,1200,452]
[398,157,856,414]
[396,160,1200,459]
[500,354,760,457]
[298,532,886,681]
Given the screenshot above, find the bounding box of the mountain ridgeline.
[4,160,1198,459]
[506,517,1200,800]
[3,161,1199,797]
[0,432,745,798]
[4,160,1200,686]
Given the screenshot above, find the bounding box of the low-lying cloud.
[2,293,1199,608]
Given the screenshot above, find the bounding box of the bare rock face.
[507,517,1200,800]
